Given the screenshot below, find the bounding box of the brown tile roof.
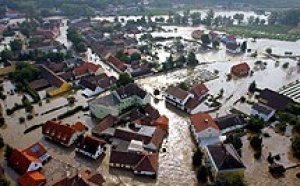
[189,112,219,133]
[143,104,160,120]
[189,82,209,100]
[147,128,165,149]
[18,171,46,186]
[42,121,87,146]
[109,150,143,167]
[29,79,50,90]
[185,98,200,110]
[59,72,75,81]
[152,115,169,131]
[116,83,147,99]
[105,53,127,72]
[114,128,152,144]
[133,154,158,173]
[76,135,106,155]
[53,169,105,186]
[207,144,245,171]
[231,62,250,75]
[92,115,117,135]
[165,86,189,101]
[73,62,101,76]
[9,149,40,174]
[39,65,66,87]
[46,62,66,73]
[79,74,115,91]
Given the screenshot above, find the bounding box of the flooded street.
[1,12,300,185]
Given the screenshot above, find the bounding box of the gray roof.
[214,114,247,130]
[90,94,120,107]
[252,103,274,115]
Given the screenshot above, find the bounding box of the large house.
[53,169,105,186]
[73,62,104,79]
[105,53,127,72]
[109,150,158,177]
[9,143,50,174]
[189,82,209,101]
[92,115,117,137]
[189,112,220,146]
[42,121,88,147]
[231,62,250,77]
[18,171,47,186]
[204,144,246,179]
[89,83,151,119]
[251,103,275,121]
[76,135,106,159]
[214,114,248,134]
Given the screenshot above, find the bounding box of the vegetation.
[116,73,134,87]
[0,135,4,148]
[178,82,189,91]
[221,173,248,186]
[292,135,300,158]
[192,149,203,167]
[67,28,87,53]
[197,166,209,183]
[4,144,14,160]
[8,62,40,82]
[57,106,88,120]
[250,135,263,152]
[225,134,243,154]
[246,116,265,133]
[248,81,257,93]
[187,51,198,66]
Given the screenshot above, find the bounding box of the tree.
[292,135,300,158]
[212,40,220,49]
[266,48,272,54]
[179,82,189,91]
[192,149,203,167]
[200,34,211,45]
[191,12,201,26]
[9,39,23,54]
[153,89,160,96]
[4,144,14,160]
[76,42,87,53]
[241,41,247,52]
[204,9,215,26]
[130,52,141,61]
[233,13,245,25]
[116,73,134,87]
[187,52,198,66]
[176,55,186,67]
[0,49,14,61]
[225,134,243,150]
[197,166,208,183]
[248,81,256,93]
[222,173,247,186]
[250,135,263,151]
[247,116,264,133]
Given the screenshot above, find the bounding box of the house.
[231,62,250,77]
[165,86,193,110]
[189,82,209,101]
[128,61,151,77]
[251,103,276,122]
[258,88,292,111]
[39,65,72,97]
[205,143,246,179]
[52,169,105,186]
[226,41,241,54]
[76,135,106,159]
[89,83,151,119]
[73,62,104,79]
[18,171,47,186]
[152,115,169,132]
[42,121,88,147]
[214,114,248,134]
[9,149,43,174]
[80,74,116,97]
[165,85,204,114]
[109,150,158,177]
[189,112,220,146]
[92,115,117,137]
[21,143,51,164]
[104,53,127,72]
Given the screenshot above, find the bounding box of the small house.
[76,135,106,159]
[231,62,250,77]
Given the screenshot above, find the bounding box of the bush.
[197,166,208,183]
[192,149,203,167]
[247,117,265,133]
[4,145,14,160]
[57,106,84,120]
[6,109,13,116]
[254,150,262,159]
[27,114,33,120]
[282,62,289,69]
[250,135,263,151]
[292,136,300,158]
[19,117,25,123]
[222,173,247,186]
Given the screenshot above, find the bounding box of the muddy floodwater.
[1,13,300,185]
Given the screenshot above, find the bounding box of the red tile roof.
[18,171,46,186]
[76,135,106,155]
[189,82,209,100]
[165,86,189,100]
[73,62,101,76]
[185,98,200,110]
[133,154,158,173]
[189,112,219,133]
[231,62,250,75]
[9,149,40,174]
[152,115,169,131]
[92,115,117,135]
[42,121,87,146]
[105,54,127,72]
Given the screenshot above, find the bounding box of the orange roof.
[22,143,48,161]
[189,112,219,132]
[231,62,250,73]
[18,171,46,186]
[189,82,209,99]
[9,149,40,174]
[133,154,158,173]
[72,122,88,131]
[73,62,101,76]
[153,115,169,131]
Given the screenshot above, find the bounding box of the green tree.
[0,49,14,61]
[266,48,272,54]
[250,135,263,151]
[225,134,243,150]
[130,52,141,61]
[201,34,211,45]
[292,135,300,158]
[187,52,198,66]
[76,42,87,53]
[179,82,189,91]
[222,173,247,186]
[116,73,134,87]
[204,9,215,26]
[247,116,264,133]
[9,39,23,54]
[197,166,208,183]
[192,149,203,167]
[233,13,245,25]
[248,81,256,93]
[241,41,247,52]
[191,12,201,26]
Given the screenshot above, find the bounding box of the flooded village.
[0,1,300,186]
